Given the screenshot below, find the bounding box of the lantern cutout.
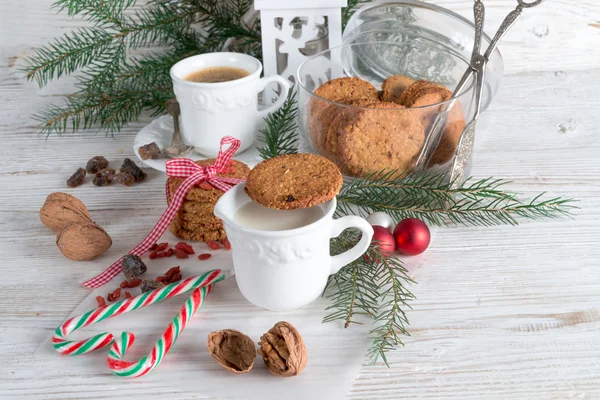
[255,0,346,88]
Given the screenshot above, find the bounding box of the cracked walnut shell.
[40,192,92,232]
[207,329,256,374]
[258,321,307,377]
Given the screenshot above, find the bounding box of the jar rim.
[297,41,477,111]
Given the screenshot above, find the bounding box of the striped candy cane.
[52,270,227,356]
[107,285,209,377]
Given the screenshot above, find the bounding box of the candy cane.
[107,285,209,377]
[52,269,227,356]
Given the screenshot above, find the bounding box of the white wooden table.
[1,1,600,398]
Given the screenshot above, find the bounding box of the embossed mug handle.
[256,75,291,118]
[329,216,374,275]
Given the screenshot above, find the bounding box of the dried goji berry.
[109,288,121,301]
[125,291,132,299]
[206,240,221,250]
[157,251,168,258]
[165,266,181,279]
[150,243,158,250]
[198,253,212,260]
[174,248,189,259]
[127,278,142,288]
[198,181,214,191]
[149,251,158,260]
[95,296,106,308]
[155,242,169,251]
[175,242,194,254]
[221,238,231,250]
[119,280,128,288]
[167,248,174,257]
[171,273,182,282]
[156,276,165,283]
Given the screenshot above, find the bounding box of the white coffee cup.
[170,53,291,156]
[214,183,374,312]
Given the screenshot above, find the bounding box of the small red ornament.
[393,218,430,256]
[371,225,396,256]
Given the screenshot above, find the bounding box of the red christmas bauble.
[371,225,396,256]
[393,218,430,256]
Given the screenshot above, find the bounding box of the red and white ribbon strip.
[83,136,243,288]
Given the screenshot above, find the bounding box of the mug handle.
[329,216,374,275]
[256,75,291,118]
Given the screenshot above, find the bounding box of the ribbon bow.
[83,136,244,288]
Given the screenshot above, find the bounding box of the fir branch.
[325,229,415,365]
[25,27,118,86]
[195,0,260,42]
[324,231,381,327]
[258,90,299,159]
[342,0,372,30]
[337,170,576,227]
[53,0,135,19]
[76,38,127,91]
[367,251,415,366]
[123,3,197,49]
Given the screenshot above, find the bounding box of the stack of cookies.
[167,159,251,241]
[308,76,465,178]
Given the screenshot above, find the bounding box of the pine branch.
[337,170,576,227]
[53,0,135,19]
[25,27,118,86]
[325,229,415,365]
[258,90,299,160]
[123,3,197,49]
[367,254,415,366]
[324,231,382,327]
[195,0,260,42]
[342,0,372,30]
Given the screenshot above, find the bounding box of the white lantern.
[255,0,346,87]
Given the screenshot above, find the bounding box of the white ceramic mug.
[170,53,291,156]
[214,183,374,312]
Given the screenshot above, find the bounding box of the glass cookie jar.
[296,0,504,179]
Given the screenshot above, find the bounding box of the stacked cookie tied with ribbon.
[167,159,251,241]
[308,76,466,178]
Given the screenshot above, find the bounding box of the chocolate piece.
[121,254,147,280]
[86,156,109,174]
[67,168,86,188]
[92,168,115,186]
[138,142,161,160]
[140,278,164,293]
[112,172,135,186]
[120,158,147,182]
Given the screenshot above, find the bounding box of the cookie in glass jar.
[380,75,415,104]
[335,102,425,177]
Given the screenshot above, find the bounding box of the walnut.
[257,321,307,377]
[40,192,91,232]
[56,222,112,261]
[207,329,256,374]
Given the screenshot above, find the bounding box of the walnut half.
[207,329,256,374]
[257,321,307,377]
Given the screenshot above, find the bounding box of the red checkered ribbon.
[83,136,243,288]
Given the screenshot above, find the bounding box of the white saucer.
[133,115,264,172]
